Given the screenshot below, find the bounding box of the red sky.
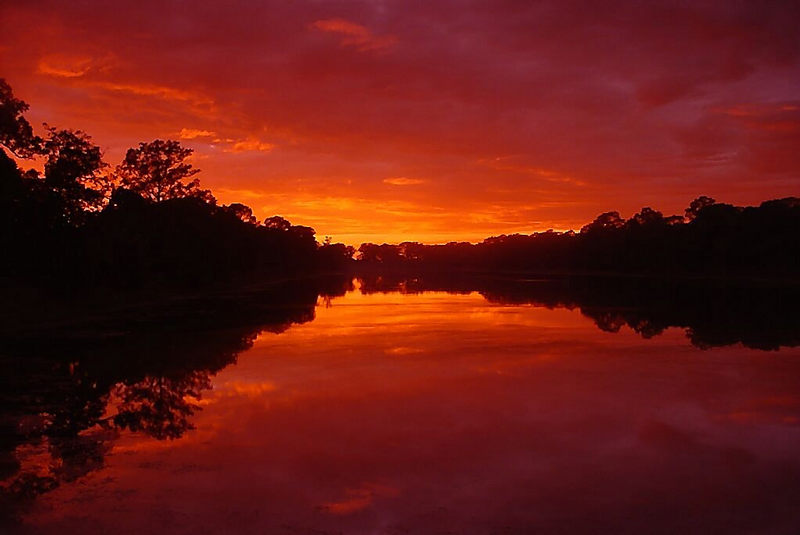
[1,0,798,244]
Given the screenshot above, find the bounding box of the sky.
[1,0,798,244]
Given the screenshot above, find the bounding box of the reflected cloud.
[319,483,399,515]
[384,346,424,356]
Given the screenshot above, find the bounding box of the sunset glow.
[2,1,798,243]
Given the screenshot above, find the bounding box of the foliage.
[115,139,213,203]
[43,126,110,222]
[0,78,42,158]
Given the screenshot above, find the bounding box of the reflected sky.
[10,288,800,534]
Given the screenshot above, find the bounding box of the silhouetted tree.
[318,242,356,269]
[114,139,213,203]
[43,126,109,223]
[580,211,625,234]
[225,202,258,224]
[0,78,42,158]
[358,243,404,264]
[685,196,715,221]
[264,215,292,231]
[628,207,664,227]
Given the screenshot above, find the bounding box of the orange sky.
[1,1,799,244]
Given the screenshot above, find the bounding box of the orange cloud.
[383,177,425,186]
[37,56,94,78]
[223,138,275,153]
[94,81,210,104]
[214,188,269,200]
[179,128,216,139]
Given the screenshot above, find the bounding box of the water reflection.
[0,277,351,519]
[2,276,800,533]
[359,274,800,350]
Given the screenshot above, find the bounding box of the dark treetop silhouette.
[115,139,212,203]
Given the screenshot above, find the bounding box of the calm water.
[3,280,800,533]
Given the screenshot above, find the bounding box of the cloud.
[179,128,216,139]
[93,81,210,104]
[214,188,268,200]
[37,56,94,78]
[383,177,424,186]
[310,18,396,51]
[223,138,275,153]
[37,62,211,105]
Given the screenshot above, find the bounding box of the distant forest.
[358,195,799,279]
[1,78,798,293]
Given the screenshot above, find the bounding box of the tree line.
[358,195,800,279]
[0,79,354,292]
[2,77,798,292]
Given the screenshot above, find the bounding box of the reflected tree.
[0,276,354,515]
[112,371,212,440]
[356,273,800,351]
